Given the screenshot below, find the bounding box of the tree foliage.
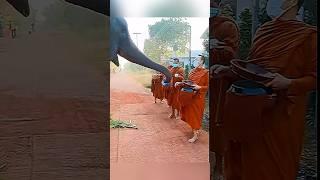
[258,0,272,25]
[221,4,236,20]
[201,28,209,56]
[238,8,252,59]
[144,18,190,63]
[304,9,317,26]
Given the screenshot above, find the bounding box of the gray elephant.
[4,0,172,82]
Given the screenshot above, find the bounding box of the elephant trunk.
[118,39,172,82]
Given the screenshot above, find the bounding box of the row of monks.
[151,56,209,143]
[154,0,317,179]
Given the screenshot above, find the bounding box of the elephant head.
[4,0,172,82]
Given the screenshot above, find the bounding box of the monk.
[151,72,165,103]
[175,55,209,143]
[211,0,317,179]
[163,62,173,102]
[167,58,184,119]
[209,1,240,179]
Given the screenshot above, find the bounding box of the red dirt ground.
[110,72,210,180]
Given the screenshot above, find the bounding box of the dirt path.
[110,72,209,179]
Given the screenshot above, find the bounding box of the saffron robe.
[224,19,317,180]
[164,65,173,100]
[151,74,164,101]
[167,67,184,110]
[209,16,240,155]
[179,67,209,130]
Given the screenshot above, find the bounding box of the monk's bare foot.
[188,131,199,143]
[188,135,198,143]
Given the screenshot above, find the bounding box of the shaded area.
[0,31,109,179]
[297,92,317,179]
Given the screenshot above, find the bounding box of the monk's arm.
[175,68,185,81]
[287,33,317,95]
[198,72,209,93]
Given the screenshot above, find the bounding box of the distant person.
[151,72,165,103]
[167,58,184,119]
[175,55,209,143]
[163,60,174,105]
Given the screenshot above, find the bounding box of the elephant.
[4,0,172,82]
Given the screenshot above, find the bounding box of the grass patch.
[110,119,138,129]
[202,96,209,132]
[126,70,153,89]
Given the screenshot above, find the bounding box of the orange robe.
[209,16,240,155]
[151,74,164,101]
[224,19,317,180]
[179,67,209,130]
[167,67,184,110]
[164,65,173,100]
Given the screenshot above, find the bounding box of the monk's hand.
[193,85,201,91]
[175,82,182,88]
[265,73,292,91]
[210,65,231,79]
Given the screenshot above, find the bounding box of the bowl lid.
[231,80,273,95]
[181,87,194,92]
[231,60,275,82]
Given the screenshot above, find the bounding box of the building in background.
[179,50,204,68]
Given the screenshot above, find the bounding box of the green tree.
[202,39,209,53]
[304,9,317,26]
[258,0,272,25]
[144,18,190,63]
[221,4,236,20]
[201,28,209,54]
[184,65,190,79]
[124,62,146,72]
[238,8,252,59]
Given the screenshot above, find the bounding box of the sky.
[119,17,209,68]
[112,0,209,17]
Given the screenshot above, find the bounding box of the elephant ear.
[6,0,30,17]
